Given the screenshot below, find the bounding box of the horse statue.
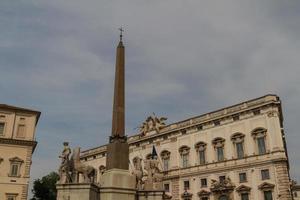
[132,157,144,190]
[71,147,96,183]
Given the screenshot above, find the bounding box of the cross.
[119,27,124,41]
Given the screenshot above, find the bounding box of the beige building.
[0,104,40,200]
[81,94,294,200]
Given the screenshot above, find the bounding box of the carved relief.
[139,114,167,136]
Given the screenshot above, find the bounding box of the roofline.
[81,94,281,155]
[0,104,41,124]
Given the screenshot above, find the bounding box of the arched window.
[219,195,228,200]
[195,142,207,165]
[252,128,267,155]
[231,133,245,159]
[160,150,171,171]
[179,146,190,168]
[212,138,225,162]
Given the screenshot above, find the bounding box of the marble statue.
[131,157,144,190]
[58,142,72,184]
[143,157,163,190]
[71,147,96,183]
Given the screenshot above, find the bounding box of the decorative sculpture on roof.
[210,177,235,195]
[139,113,167,136]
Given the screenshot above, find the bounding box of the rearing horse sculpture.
[71,147,96,183]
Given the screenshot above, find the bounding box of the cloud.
[1,0,300,196]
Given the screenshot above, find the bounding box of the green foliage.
[31,171,59,200]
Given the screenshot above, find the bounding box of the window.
[217,147,224,161]
[164,183,170,192]
[184,180,190,190]
[9,157,23,177]
[219,195,228,200]
[261,169,270,180]
[236,142,244,159]
[0,122,4,135]
[252,128,267,155]
[197,125,203,131]
[257,137,266,155]
[214,120,220,126]
[10,164,19,176]
[16,124,26,138]
[264,191,273,200]
[253,109,261,115]
[212,137,225,162]
[219,176,226,182]
[239,172,247,183]
[233,114,240,121]
[182,154,189,168]
[241,193,249,200]
[195,142,207,165]
[6,194,17,200]
[231,133,245,159]
[198,150,205,164]
[179,146,190,168]
[161,150,171,171]
[201,178,207,187]
[201,198,208,200]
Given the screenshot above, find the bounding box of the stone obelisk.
[106,28,129,170]
[100,29,136,200]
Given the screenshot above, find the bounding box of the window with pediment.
[16,118,26,138]
[195,142,207,165]
[6,193,18,200]
[9,157,24,177]
[179,146,190,168]
[160,150,171,171]
[252,128,267,155]
[212,138,225,162]
[231,133,245,159]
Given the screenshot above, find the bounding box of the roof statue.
[139,113,167,136]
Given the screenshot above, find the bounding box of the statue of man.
[58,142,72,183]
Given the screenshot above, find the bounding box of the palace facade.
[0,104,40,200]
[81,94,294,200]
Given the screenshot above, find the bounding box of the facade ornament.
[139,114,167,136]
[143,157,163,190]
[258,182,275,191]
[181,189,193,200]
[210,177,235,196]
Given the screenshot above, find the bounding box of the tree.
[31,171,59,200]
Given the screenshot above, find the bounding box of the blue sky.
[1,0,300,194]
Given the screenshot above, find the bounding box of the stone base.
[137,190,165,200]
[100,168,136,200]
[56,183,100,200]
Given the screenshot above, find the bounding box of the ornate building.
[81,95,293,200]
[0,104,40,200]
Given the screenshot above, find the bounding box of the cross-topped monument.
[106,28,129,170]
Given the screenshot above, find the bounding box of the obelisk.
[106,28,129,170]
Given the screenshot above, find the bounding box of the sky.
[1,0,300,195]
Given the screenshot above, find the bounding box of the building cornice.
[81,95,281,158]
[0,138,37,153]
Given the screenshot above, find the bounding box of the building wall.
[0,106,39,200]
[81,95,293,200]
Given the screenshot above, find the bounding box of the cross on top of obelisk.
[119,27,124,42]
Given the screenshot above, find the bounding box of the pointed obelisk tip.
[118,27,124,46]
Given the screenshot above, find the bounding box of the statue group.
[131,155,163,190]
[58,142,163,191]
[139,114,167,136]
[58,142,96,184]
